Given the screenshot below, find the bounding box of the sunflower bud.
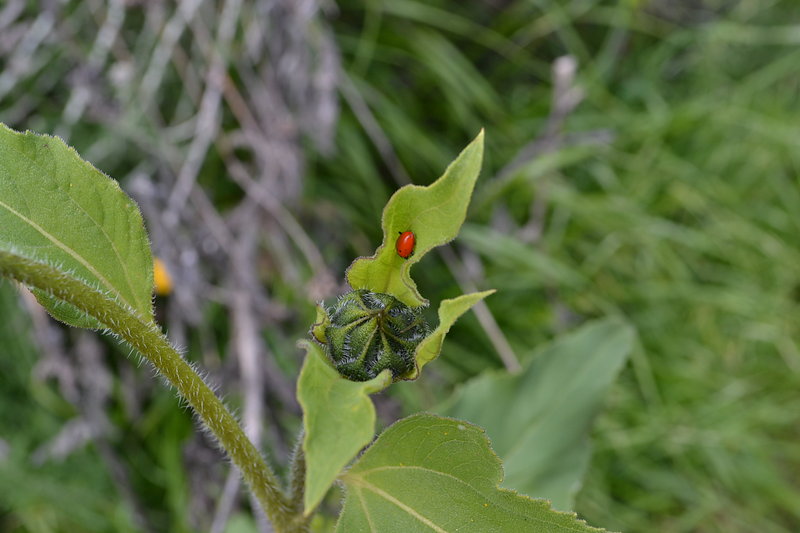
[324,290,430,381]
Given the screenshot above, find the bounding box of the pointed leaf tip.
[402,289,495,380]
[346,131,485,307]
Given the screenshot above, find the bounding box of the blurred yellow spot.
[153,257,173,296]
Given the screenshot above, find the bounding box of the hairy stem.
[0,251,306,532]
[288,428,306,516]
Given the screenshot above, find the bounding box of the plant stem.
[287,428,307,516]
[0,252,306,532]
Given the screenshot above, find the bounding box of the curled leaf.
[310,303,330,344]
[402,290,494,380]
[346,130,484,307]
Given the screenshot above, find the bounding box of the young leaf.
[309,303,330,344]
[0,124,153,327]
[439,318,635,510]
[401,290,494,380]
[346,130,484,307]
[297,340,392,514]
[335,413,609,533]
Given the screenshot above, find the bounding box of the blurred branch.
[339,72,411,186]
[165,0,243,227]
[220,136,334,299]
[139,0,204,110]
[0,7,55,101]
[210,468,243,533]
[487,56,613,226]
[229,215,267,450]
[225,203,298,532]
[57,0,126,141]
[0,1,25,31]
[438,247,521,373]
[227,205,300,413]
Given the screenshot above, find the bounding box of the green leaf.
[297,340,392,514]
[335,413,608,533]
[309,303,330,344]
[346,130,484,307]
[402,290,494,380]
[439,318,635,510]
[0,124,153,327]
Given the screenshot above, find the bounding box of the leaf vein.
[356,486,377,533]
[352,465,590,531]
[63,187,144,313]
[0,198,122,305]
[353,477,448,533]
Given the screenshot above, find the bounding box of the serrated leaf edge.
[338,413,612,533]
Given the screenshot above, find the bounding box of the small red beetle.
[395,231,416,259]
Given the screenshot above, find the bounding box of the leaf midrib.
[0,197,127,310]
[350,476,448,533]
[345,464,593,532]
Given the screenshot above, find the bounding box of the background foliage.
[1,1,799,532]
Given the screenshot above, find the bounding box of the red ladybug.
[395,231,416,259]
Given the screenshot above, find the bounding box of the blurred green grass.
[1,0,799,532]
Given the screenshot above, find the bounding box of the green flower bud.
[324,290,430,381]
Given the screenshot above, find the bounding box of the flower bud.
[324,290,430,381]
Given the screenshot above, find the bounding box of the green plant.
[0,123,629,532]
